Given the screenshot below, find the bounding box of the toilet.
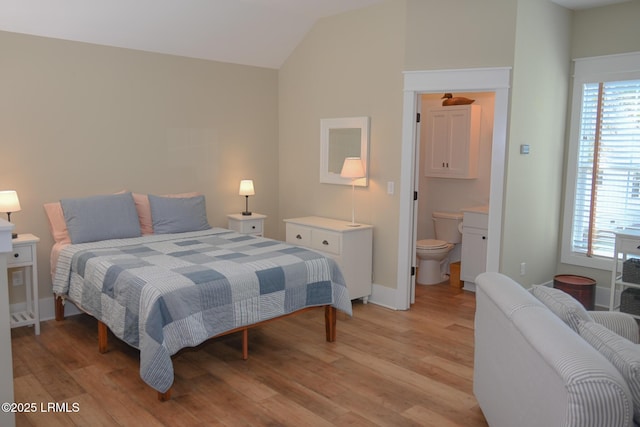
[416,211,463,285]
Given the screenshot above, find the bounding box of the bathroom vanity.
[461,206,489,291]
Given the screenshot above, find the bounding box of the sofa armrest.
[589,311,640,344]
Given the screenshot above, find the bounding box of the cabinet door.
[446,109,472,177]
[461,227,487,282]
[424,110,450,175]
[424,105,480,179]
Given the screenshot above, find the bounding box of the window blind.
[572,79,640,258]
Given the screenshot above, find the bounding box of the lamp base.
[346,223,361,227]
[242,211,252,216]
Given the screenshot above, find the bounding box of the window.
[562,52,640,270]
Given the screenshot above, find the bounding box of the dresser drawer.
[311,230,341,255]
[9,245,32,266]
[619,237,640,254]
[237,219,263,234]
[286,224,312,246]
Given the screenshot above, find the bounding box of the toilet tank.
[432,211,463,243]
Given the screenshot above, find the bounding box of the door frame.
[394,67,511,310]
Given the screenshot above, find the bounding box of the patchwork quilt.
[52,228,352,393]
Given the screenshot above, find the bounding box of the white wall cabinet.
[461,209,488,288]
[424,104,481,179]
[284,216,373,303]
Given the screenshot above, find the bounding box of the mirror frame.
[319,116,369,186]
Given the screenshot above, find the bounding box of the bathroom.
[415,91,495,289]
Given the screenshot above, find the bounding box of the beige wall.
[279,0,572,293]
[500,0,572,285]
[571,1,640,59]
[557,1,640,290]
[404,0,517,70]
[278,1,406,289]
[0,31,279,304]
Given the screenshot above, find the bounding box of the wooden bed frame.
[55,295,337,401]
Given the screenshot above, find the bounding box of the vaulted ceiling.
[0,0,631,69]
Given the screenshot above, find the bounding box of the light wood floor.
[11,283,488,426]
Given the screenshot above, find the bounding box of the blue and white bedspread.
[52,228,352,393]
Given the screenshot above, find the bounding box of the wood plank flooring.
[11,283,488,426]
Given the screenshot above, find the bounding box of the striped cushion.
[531,285,592,332]
[590,311,640,344]
[579,321,640,424]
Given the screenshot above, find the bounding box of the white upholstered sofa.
[474,272,640,427]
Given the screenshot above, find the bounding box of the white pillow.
[531,285,592,332]
[579,321,640,424]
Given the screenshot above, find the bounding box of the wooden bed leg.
[55,296,65,321]
[325,306,336,342]
[98,321,108,353]
[158,388,172,402]
[242,328,249,360]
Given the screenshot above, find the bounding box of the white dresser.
[284,216,373,303]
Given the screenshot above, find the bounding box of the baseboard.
[11,296,82,323]
[368,283,400,310]
[462,281,476,292]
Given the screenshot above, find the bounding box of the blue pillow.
[61,192,142,244]
[148,194,211,234]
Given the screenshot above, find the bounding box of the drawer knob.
[251,225,256,229]
[14,253,19,258]
[322,240,329,245]
[296,234,302,240]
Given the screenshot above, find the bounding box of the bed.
[46,192,352,400]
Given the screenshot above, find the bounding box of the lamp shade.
[340,157,365,179]
[0,190,21,213]
[238,180,255,196]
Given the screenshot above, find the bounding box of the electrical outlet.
[12,270,24,287]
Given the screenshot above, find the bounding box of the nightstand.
[227,213,267,237]
[8,233,40,335]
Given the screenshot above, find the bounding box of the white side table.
[227,213,267,237]
[8,233,40,335]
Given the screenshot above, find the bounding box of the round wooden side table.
[553,274,596,310]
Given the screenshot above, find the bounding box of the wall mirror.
[320,116,369,186]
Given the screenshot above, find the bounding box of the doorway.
[394,68,511,310]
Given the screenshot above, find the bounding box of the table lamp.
[340,157,365,227]
[239,180,255,216]
[0,190,21,238]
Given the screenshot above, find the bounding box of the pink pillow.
[44,202,71,245]
[133,192,200,235]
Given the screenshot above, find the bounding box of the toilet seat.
[416,239,449,250]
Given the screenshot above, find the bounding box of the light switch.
[387,181,395,195]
